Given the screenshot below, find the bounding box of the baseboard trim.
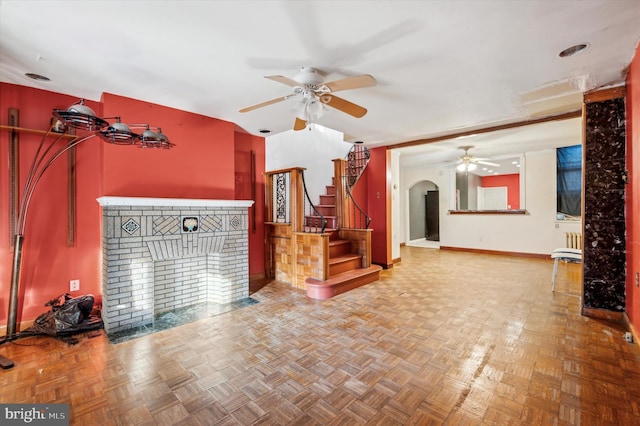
[582,307,624,322]
[0,319,35,336]
[439,246,549,259]
[250,272,266,282]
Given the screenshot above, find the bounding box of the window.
[557,145,582,218]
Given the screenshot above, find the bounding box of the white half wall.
[399,148,582,256]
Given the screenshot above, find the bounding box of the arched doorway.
[408,180,439,247]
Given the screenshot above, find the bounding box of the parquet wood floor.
[2,247,640,425]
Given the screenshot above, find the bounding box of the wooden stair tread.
[329,240,350,247]
[308,266,381,285]
[299,227,337,234]
[306,265,383,300]
[329,253,362,265]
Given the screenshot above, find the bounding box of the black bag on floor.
[29,293,103,337]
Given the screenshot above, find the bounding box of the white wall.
[266,125,353,203]
[391,150,401,261]
[399,148,581,256]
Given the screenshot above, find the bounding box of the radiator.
[565,232,582,249]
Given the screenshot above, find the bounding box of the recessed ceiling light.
[25,72,50,81]
[558,43,589,58]
[258,129,271,134]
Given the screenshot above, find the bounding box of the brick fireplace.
[97,197,254,335]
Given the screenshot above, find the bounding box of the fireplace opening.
[97,197,255,338]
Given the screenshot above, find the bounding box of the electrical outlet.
[70,279,80,292]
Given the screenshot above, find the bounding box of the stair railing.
[301,170,326,233]
[346,142,370,188]
[344,184,371,229]
[334,142,371,230]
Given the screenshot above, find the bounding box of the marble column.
[583,95,626,312]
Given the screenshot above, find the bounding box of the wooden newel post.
[290,167,305,232]
[333,158,346,229]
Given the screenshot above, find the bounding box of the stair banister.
[333,142,371,230]
[301,170,326,233]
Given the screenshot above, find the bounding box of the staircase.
[313,186,339,230]
[264,145,380,299]
[305,180,382,300]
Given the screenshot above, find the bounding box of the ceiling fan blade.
[293,117,307,131]
[265,75,301,87]
[322,74,377,92]
[239,95,294,113]
[319,94,368,118]
[475,160,501,167]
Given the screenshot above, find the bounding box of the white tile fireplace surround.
[96,197,254,335]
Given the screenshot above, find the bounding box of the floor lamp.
[1,100,174,369]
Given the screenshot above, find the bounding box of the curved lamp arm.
[3,100,174,342]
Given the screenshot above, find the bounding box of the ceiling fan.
[239,66,376,131]
[455,146,500,171]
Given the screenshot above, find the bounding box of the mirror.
[450,154,525,212]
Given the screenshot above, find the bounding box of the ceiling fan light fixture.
[240,67,376,131]
[307,99,324,119]
[294,67,323,86]
[457,162,477,172]
[294,100,308,120]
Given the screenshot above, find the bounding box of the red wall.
[101,93,237,198]
[234,131,266,277]
[367,147,392,268]
[0,85,104,325]
[481,173,520,209]
[626,43,640,334]
[0,84,265,328]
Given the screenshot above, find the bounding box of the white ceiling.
[1,1,639,168]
